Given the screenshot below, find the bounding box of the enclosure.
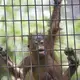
[0,0,80,80]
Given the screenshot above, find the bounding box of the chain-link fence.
[0,0,80,80]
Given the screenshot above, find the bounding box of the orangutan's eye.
[40,40,44,44]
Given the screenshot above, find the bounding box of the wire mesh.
[0,0,80,80]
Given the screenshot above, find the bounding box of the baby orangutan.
[0,0,79,80]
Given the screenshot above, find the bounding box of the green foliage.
[75,20,80,34]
